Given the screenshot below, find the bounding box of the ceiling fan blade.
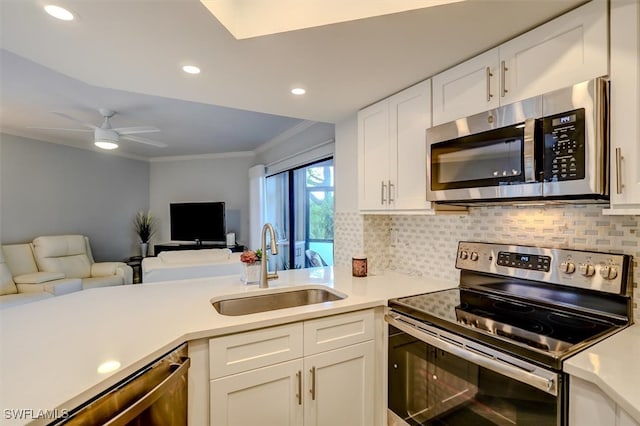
[115,126,160,135]
[52,112,99,130]
[122,135,168,148]
[26,126,93,132]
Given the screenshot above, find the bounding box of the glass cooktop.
[389,287,621,362]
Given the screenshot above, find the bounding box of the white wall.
[0,133,150,261]
[149,154,256,248]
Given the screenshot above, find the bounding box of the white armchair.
[32,235,133,289]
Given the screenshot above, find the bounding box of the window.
[265,158,334,270]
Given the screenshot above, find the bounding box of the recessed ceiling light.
[44,5,74,21]
[95,141,119,150]
[291,88,306,95]
[182,65,201,74]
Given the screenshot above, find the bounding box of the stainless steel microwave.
[426,78,609,204]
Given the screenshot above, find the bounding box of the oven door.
[387,314,565,426]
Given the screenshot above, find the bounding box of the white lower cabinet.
[208,310,376,426]
[211,359,303,426]
[569,376,640,426]
[303,341,374,426]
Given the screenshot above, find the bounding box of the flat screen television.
[170,202,226,243]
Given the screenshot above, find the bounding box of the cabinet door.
[606,0,640,213]
[432,48,499,125]
[500,0,608,105]
[389,80,433,211]
[303,341,374,426]
[569,376,616,426]
[358,100,390,210]
[210,359,304,426]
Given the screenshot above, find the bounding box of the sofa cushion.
[158,249,231,265]
[33,235,87,257]
[14,272,66,284]
[33,236,92,278]
[2,244,39,276]
[0,263,18,296]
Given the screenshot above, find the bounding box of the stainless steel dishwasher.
[54,343,190,426]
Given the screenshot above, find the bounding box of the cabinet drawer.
[209,322,303,379]
[303,310,374,356]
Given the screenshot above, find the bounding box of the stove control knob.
[560,261,575,274]
[600,265,618,280]
[470,252,479,261]
[459,250,469,260]
[579,263,595,277]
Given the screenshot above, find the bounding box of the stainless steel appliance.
[386,242,632,425]
[54,343,190,426]
[427,79,609,204]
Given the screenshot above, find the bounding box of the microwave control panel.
[543,108,586,182]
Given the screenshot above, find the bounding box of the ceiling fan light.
[95,141,119,150]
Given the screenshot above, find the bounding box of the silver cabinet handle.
[296,370,302,405]
[501,60,508,97]
[388,180,394,203]
[486,66,493,102]
[309,366,316,400]
[616,147,623,194]
[381,181,387,205]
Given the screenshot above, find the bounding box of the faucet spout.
[260,223,279,288]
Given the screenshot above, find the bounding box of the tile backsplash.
[335,205,639,321]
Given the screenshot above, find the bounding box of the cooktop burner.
[388,242,632,370]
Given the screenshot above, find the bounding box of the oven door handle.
[385,314,558,396]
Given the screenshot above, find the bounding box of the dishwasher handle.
[104,357,191,426]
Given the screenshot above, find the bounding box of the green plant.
[134,211,157,243]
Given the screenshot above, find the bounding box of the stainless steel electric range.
[386,241,633,426]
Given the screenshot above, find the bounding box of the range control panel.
[456,241,630,295]
[496,251,551,272]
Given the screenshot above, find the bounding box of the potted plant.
[240,249,262,284]
[134,211,157,257]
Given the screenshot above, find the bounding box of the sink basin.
[212,287,346,316]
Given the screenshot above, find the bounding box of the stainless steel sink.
[212,287,346,316]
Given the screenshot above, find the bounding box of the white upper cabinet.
[604,0,640,215]
[432,48,500,126]
[358,80,435,212]
[500,0,608,105]
[357,101,391,211]
[432,0,608,126]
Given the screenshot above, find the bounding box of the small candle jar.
[352,255,368,277]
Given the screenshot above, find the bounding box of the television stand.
[154,243,245,255]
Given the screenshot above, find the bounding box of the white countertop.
[565,324,640,423]
[0,266,454,426]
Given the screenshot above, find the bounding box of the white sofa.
[31,235,133,289]
[0,246,82,309]
[142,249,243,283]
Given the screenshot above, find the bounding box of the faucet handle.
[268,263,279,281]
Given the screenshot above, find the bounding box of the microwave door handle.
[523,118,536,183]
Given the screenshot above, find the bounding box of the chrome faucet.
[260,223,279,288]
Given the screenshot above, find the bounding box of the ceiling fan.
[30,109,168,150]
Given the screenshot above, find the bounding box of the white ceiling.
[0,0,584,159]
